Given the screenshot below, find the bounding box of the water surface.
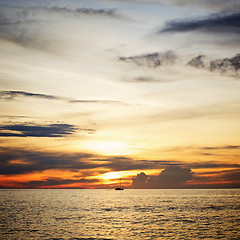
[0,189,239,239]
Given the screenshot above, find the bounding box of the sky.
[0,0,240,189]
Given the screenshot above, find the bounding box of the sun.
[85,140,130,155]
[101,171,122,180]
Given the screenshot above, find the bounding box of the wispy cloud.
[170,0,240,10]
[0,90,61,100]
[159,11,240,34]
[122,76,164,83]
[48,7,123,19]
[119,51,177,68]
[202,145,240,150]
[0,5,127,51]
[0,90,126,105]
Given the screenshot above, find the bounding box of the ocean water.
[0,189,239,239]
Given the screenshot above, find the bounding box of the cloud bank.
[132,166,193,189]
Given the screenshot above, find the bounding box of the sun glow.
[85,141,130,155]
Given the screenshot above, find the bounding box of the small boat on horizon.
[115,178,124,190]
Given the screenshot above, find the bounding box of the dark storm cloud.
[0,90,126,105]
[159,11,240,34]
[0,123,80,137]
[119,51,177,68]
[132,166,193,189]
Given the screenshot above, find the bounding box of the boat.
[115,178,124,190]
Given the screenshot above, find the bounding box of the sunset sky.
[0,0,240,189]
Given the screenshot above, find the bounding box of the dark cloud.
[0,176,99,189]
[0,90,126,105]
[0,123,81,137]
[0,147,179,176]
[23,177,99,188]
[1,146,239,188]
[186,54,240,81]
[159,11,240,34]
[132,166,193,189]
[0,90,61,101]
[202,145,240,150]
[188,55,208,69]
[188,168,240,188]
[210,54,240,73]
[188,162,240,169]
[188,53,240,75]
[0,148,96,175]
[131,172,148,188]
[103,157,175,172]
[119,51,177,68]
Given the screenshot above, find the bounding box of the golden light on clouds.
[0,0,240,189]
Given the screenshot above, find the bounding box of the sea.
[0,189,239,239]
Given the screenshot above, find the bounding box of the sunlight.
[85,141,130,155]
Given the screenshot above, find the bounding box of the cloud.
[48,7,122,19]
[202,145,240,150]
[0,147,179,176]
[0,5,126,51]
[0,123,83,137]
[131,172,148,188]
[0,90,126,105]
[170,0,240,10]
[119,50,240,77]
[132,166,193,188]
[1,146,239,188]
[188,168,240,188]
[122,76,167,83]
[159,11,240,34]
[188,53,240,76]
[0,90,61,101]
[22,177,99,188]
[0,147,96,175]
[119,51,177,68]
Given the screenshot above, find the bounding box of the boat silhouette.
[115,178,124,190]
